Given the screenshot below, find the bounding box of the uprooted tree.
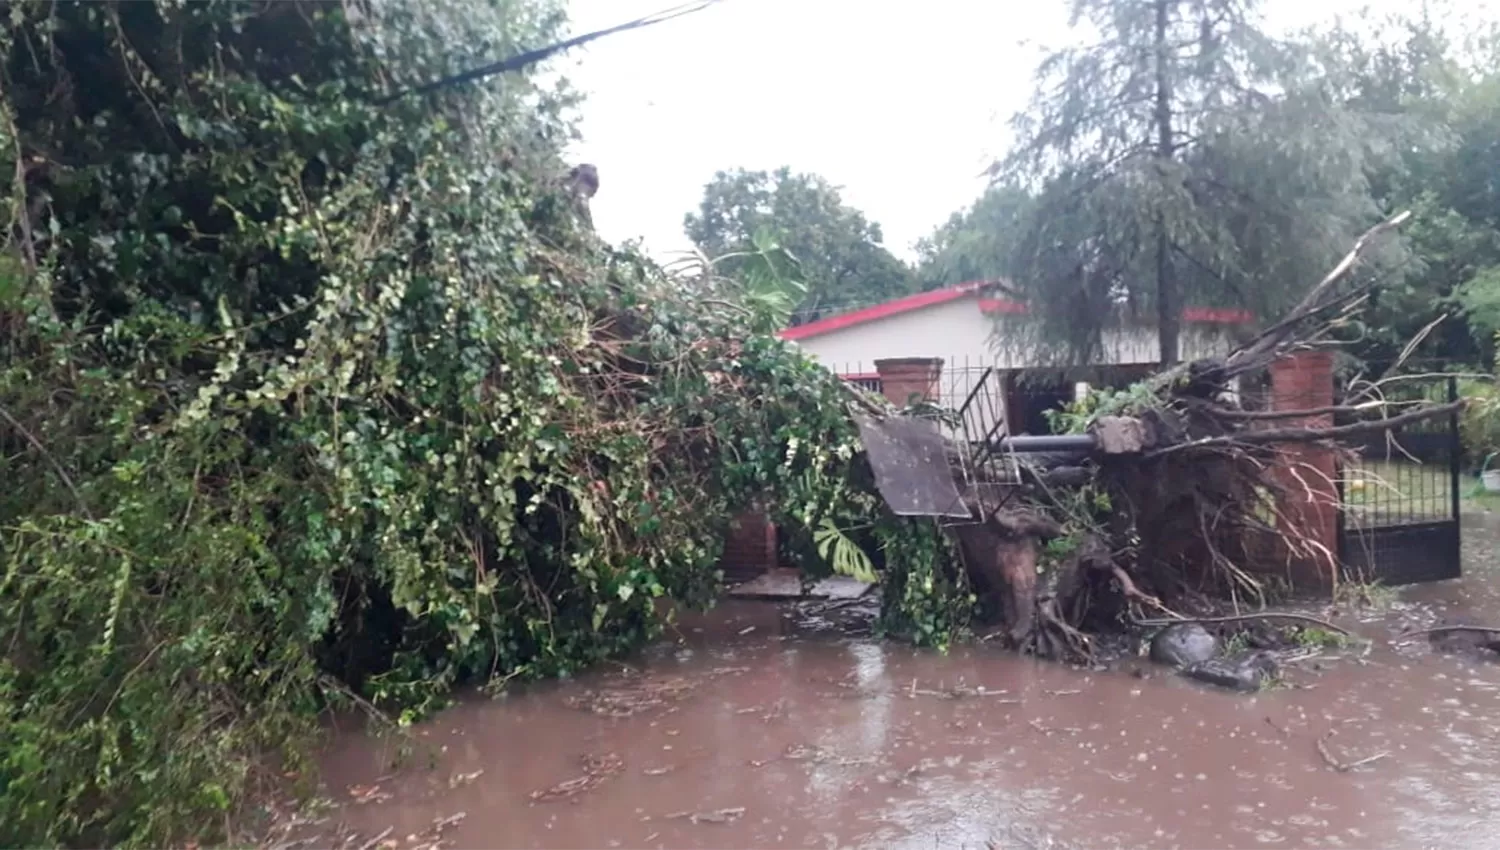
[916,210,1464,660]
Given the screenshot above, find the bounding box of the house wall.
[791,293,1232,374]
[789,292,1239,437]
[791,296,992,371]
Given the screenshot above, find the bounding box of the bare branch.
[1223,210,1412,375]
[1149,400,1463,456]
[0,403,92,519]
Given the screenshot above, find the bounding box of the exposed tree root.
[1109,563,1181,619]
[1027,599,1095,663]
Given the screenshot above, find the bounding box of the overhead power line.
[376,0,726,105]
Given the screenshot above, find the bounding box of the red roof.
[777,281,1254,341]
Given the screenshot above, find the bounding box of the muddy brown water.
[290,512,1500,850]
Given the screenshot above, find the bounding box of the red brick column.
[719,511,778,585]
[874,357,943,406]
[1268,350,1338,588]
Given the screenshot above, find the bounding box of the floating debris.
[564,677,697,717]
[907,678,1019,701]
[347,784,392,806]
[664,806,746,824]
[563,667,749,717]
[447,769,484,788]
[529,753,624,802]
[354,826,393,850]
[1316,730,1391,773]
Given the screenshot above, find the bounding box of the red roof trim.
[1182,306,1255,324]
[779,281,1255,340]
[778,282,989,341]
[978,297,1027,315]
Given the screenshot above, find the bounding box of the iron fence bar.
[1335,451,1347,563]
[1450,374,1461,528]
[955,365,994,426]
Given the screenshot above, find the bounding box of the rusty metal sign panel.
[853,412,972,518]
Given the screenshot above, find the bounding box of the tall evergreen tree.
[996,0,1412,364]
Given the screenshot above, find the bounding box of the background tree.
[1423,48,1500,364]
[1448,71,1500,349]
[1299,10,1500,372]
[684,167,917,324]
[915,182,1035,291]
[993,0,1414,364]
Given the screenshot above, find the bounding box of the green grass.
[1341,458,1455,523]
[1466,488,1500,512]
[1342,457,1500,519]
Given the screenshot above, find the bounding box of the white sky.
[560,0,1492,264]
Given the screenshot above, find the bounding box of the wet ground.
[274,511,1500,850]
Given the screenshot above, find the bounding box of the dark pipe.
[994,434,1098,453]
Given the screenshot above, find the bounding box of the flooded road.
[290,512,1500,849]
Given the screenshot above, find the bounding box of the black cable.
[375,1,725,105]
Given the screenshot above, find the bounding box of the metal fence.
[826,357,1145,442]
[1336,375,1462,585]
[826,362,882,395]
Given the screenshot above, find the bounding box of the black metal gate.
[1336,375,1462,586]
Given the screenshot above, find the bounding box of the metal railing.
[1335,375,1462,585]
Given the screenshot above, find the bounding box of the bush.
[0,1,966,844]
[1460,379,1500,469]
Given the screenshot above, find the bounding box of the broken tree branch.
[1224,210,1411,376]
[1316,730,1390,772]
[1147,400,1463,456]
[1197,401,1391,421]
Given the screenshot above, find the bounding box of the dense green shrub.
[0,1,967,844]
[1460,379,1500,467]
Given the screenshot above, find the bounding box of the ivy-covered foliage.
[0,1,963,845]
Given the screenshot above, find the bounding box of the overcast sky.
[559,0,1492,265]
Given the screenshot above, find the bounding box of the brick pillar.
[874,357,943,406]
[719,511,777,584]
[1267,350,1338,588]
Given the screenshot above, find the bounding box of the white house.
[777,280,1253,436]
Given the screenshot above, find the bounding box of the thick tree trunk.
[1157,231,1178,364]
[1153,0,1180,365]
[950,521,1043,643]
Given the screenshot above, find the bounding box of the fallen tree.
[887,210,1464,662]
[0,2,948,844]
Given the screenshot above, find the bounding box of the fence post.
[1267,350,1339,589]
[1450,374,1462,538]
